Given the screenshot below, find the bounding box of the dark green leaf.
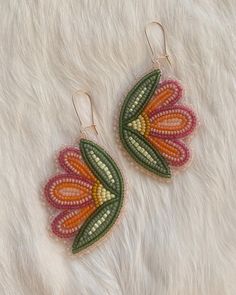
[121,128,171,178]
[72,199,121,254]
[79,139,123,195]
[119,69,161,123]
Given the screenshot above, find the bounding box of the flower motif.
[44,140,124,253]
[119,70,197,177]
[128,80,197,167]
[45,147,114,238]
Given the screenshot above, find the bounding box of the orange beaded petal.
[144,80,183,114]
[147,137,190,167]
[58,147,96,181]
[148,106,196,139]
[51,204,96,238]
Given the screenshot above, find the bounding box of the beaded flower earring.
[44,92,124,255]
[119,22,197,179]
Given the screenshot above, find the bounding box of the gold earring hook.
[145,21,172,67]
[72,90,98,137]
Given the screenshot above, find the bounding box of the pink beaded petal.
[44,174,94,210]
[147,137,190,167]
[145,80,183,115]
[51,204,96,239]
[58,147,96,181]
[149,105,197,139]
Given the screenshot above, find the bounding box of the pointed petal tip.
[149,69,161,80]
[158,166,171,179]
[72,246,80,254]
[153,69,161,75]
[165,171,172,178]
[72,241,87,254]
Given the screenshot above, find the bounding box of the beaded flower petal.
[44,139,124,254]
[119,70,197,178]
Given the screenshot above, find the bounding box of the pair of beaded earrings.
[44,22,197,255]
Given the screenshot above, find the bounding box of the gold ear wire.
[72,90,98,136]
[145,21,172,67]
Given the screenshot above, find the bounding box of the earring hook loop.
[72,90,98,137]
[145,21,172,67]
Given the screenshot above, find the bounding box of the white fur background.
[1,0,236,294]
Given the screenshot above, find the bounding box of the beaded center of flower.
[128,114,150,136]
[92,181,115,207]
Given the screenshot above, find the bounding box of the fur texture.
[0,0,236,294]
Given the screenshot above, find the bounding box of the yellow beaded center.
[92,181,115,207]
[128,114,150,136]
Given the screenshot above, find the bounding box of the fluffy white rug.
[1,0,236,294]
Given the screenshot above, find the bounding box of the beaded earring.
[119,22,197,179]
[44,92,125,255]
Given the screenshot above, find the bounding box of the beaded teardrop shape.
[44,139,124,254]
[119,70,197,178]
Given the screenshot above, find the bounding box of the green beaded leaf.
[72,199,121,254]
[79,139,123,195]
[119,69,161,123]
[121,128,171,178]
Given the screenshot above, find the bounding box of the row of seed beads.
[148,137,189,166]
[146,80,182,113]
[92,181,115,207]
[51,204,96,238]
[124,130,169,174]
[153,112,188,130]
[127,114,146,135]
[142,113,151,136]
[87,147,116,235]
[128,135,157,165]
[59,148,95,181]
[128,113,151,136]
[124,74,158,121]
[150,107,196,139]
[164,139,189,165]
[129,87,147,113]
[83,201,119,240]
[89,150,115,184]
[45,175,93,209]
[88,209,111,236]
[54,182,93,206]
